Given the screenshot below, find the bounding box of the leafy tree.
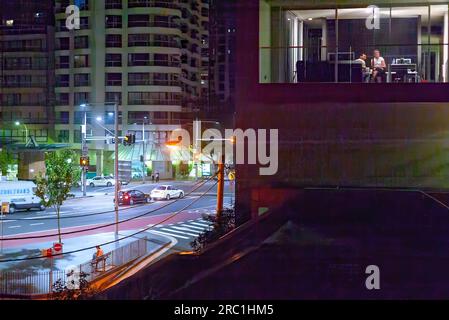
[0,149,16,177]
[35,150,80,243]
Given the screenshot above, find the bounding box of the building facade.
[53,0,208,176]
[0,0,56,179]
[234,0,449,224]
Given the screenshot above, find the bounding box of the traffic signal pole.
[114,102,120,237]
[216,155,225,221]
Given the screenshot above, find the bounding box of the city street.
[0,180,235,270]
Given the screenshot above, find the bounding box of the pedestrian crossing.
[149,218,214,241]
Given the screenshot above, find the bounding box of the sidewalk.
[0,230,170,273]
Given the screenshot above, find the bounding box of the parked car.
[116,190,151,205]
[150,185,185,201]
[0,181,46,214]
[87,176,116,187]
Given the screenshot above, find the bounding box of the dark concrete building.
[234,0,449,223]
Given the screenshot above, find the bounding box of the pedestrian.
[151,173,155,183]
[155,172,160,183]
[94,245,104,271]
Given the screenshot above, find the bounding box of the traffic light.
[80,156,89,167]
[124,134,136,146]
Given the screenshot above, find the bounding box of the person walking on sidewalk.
[151,173,155,183]
[155,172,160,183]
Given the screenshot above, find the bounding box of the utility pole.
[216,154,225,221]
[114,102,119,237]
[81,112,88,197]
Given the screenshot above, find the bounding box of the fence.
[0,237,148,297]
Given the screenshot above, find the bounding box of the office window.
[57,56,70,69]
[106,73,122,86]
[57,93,69,105]
[58,111,70,124]
[128,73,150,86]
[56,74,70,87]
[106,34,122,47]
[74,36,89,49]
[128,53,149,66]
[105,92,122,104]
[260,4,449,83]
[74,73,90,87]
[56,37,70,50]
[128,34,151,46]
[74,55,89,68]
[105,0,122,9]
[57,130,70,143]
[106,15,122,28]
[106,53,122,67]
[74,92,90,105]
[128,14,150,27]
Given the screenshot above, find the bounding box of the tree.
[35,150,80,243]
[0,149,16,177]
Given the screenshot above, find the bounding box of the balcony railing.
[128,0,179,9]
[128,99,181,105]
[128,60,180,67]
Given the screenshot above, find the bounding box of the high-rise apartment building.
[0,0,55,146]
[208,0,235,116]
[0,0,55,180]
[53,0,209,175]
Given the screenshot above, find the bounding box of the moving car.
[0,181,46,214]
[150,185,185,201]
[87,176,116,187]
[116,190,151,205]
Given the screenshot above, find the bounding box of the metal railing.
[0,237,148,297]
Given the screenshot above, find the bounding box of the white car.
[87,176,116,187]
[150,185,185,201]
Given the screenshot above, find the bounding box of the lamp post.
[142,117,148,184]
[15,121,28,144]
[80,102,120,237]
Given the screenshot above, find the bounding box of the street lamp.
[15,121,28,144]
[80,101,120,237]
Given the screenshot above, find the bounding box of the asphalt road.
[0,180,235,249]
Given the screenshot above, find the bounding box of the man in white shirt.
[371,49,386,83]
[354,53,370,83]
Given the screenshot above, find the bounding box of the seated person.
[354,53,370,83]
[371,49,386,83]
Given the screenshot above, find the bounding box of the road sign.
[53,243,63,253]
[228,171,236,181]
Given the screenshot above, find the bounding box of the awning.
[111,143,191,162]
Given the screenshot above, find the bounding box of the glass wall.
[260,2,449,83]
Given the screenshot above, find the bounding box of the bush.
[191,208,235,252]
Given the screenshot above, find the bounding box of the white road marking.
[182,224,207,231]
[191,221,212,228]
[170,226,202,235]
[161,228,198,237]
[8,226,21,229]
[0,220,17,224]
[151,230,190,240]
[30,223,44,226]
